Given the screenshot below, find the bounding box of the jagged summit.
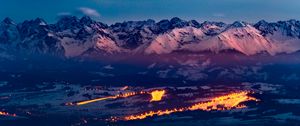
[2,17,15,25]
[0,16,300,58]
[55,16,81,30]
[230,21,248,28]
[170,17,188,28]
[188,20,201,28]
[34,18,47,26]
[80,16,94,24]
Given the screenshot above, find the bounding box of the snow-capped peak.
[2,17,15,25]
[1,17,300,58]
[230,21,248,28]
[34,18,47,26]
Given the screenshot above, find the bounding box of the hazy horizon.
[1,0,300,24]
[2,15,300,26]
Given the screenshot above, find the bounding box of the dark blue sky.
[1,0,300,24]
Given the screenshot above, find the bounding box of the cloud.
[56,12,72,19]
[56,7,101,20]
[78,7,100,17]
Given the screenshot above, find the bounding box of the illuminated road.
[73,90,166,106]
[75,91,147,106]
[121,91,258,121]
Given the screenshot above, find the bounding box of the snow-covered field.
[1,81,299,126]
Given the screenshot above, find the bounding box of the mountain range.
[1,16,300,58]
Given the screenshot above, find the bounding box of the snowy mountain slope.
[0,16,300,58]
[145,21,300,55]
[145,26,206,54]
[200,21,227,36]
[0,18,19,45]
[61,33,123,57]
[55,16,124,57]
[109,19,158,49]
[0,18,20,55]
[255,20,300,54]
[16,18,65,55]
[145,22,276,55]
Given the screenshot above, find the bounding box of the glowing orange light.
[76,96,115,105]
[150,90,165,102]
[75,91,147,106]
[0,111,16,117]
[120,91,258,121]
